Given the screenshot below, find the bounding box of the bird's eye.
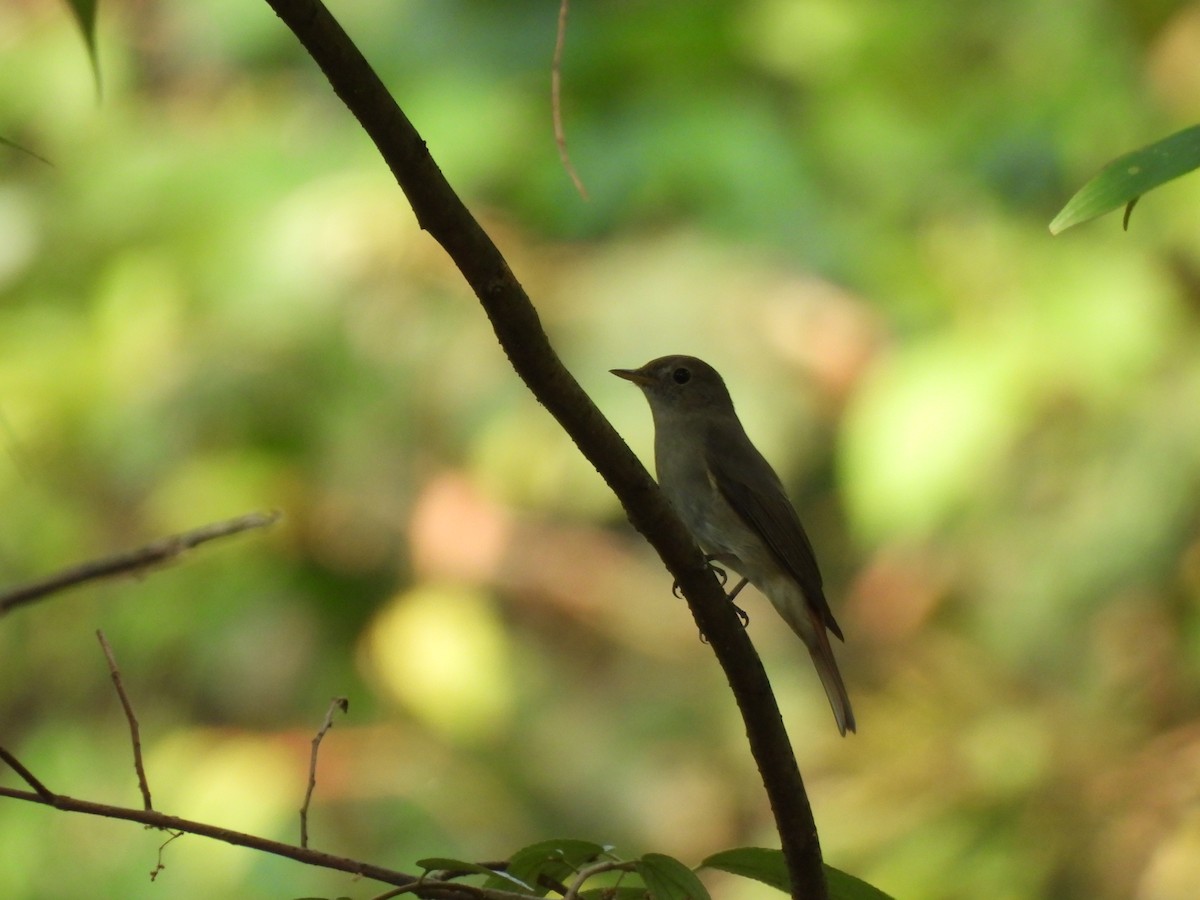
[672,367,691,384]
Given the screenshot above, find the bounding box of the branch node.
[0,746,55,801]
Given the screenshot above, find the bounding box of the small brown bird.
[612,355,854,735]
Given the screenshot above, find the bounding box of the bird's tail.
[768,584,856,735]
[806,624,856,736]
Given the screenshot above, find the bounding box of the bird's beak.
[610,366,653,386]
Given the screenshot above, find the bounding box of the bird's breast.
[654,436,774,580]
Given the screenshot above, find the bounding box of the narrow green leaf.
[699,848,894,900]
[1050,124,1200,234]
[0,136,53,167]
[63,0,102,89]
[484,839,609,895]
[635,853,710,900]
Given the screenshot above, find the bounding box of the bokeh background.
[3,1,1200,897]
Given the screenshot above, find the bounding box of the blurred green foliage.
[3,1,1200,898]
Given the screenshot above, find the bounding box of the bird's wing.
[705,426,844,641]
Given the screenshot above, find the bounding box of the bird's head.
[611,355,735,416]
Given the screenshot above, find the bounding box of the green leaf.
[635,853,710,900]
[484,839,610,895]
[415,857,533,889]
[700,848,894,900]
[700,847,789,892]
[63,0,102,89]
[1050,124,1200,234]
[825,866,896,900]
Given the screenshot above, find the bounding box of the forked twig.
[0,510,283,617]
[300,696,349,848]
[97,629,153,810]
[0,745,55,801]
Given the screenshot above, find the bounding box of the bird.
[612,355,855,735]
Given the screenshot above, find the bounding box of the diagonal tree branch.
[260,2,826,897]
[0,510,282,617]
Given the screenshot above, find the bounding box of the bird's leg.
[707,556,750,627]
[727,577,750,627]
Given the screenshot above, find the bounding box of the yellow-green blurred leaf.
[62,0,102,88]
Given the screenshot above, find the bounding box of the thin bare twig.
[300,696,349,848]
[0,510,282,617]
[0,777,538,900]
[552,0,587,199]
[563,859,632,900]
[4,731,547,898]
[0,746,55,801]
[0,778,414,889]
[97,629,153,810]
[149,830,184,881]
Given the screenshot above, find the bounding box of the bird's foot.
[672,557,729,599]
[700,581,750,641]
[675,560,748,641]
[705,556,730,586]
